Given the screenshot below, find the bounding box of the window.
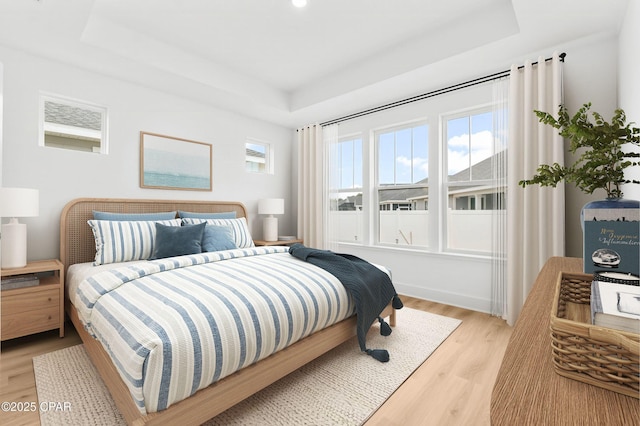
[375,122,428,247]
[246,139,272,173]
[329,81,497,256]
[39,93,108,153]
[329,136,363,242]
[444,108,505,253]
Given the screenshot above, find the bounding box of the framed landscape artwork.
[140,132,212,191]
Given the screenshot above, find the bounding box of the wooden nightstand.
[254,239,303,247]
[1,259,64,341]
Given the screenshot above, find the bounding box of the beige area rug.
[33,308,460,426]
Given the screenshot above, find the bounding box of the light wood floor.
[365,297,512,426]
[0,296,512,426]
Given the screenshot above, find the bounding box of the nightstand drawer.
[0,259,64,342]
[1,287,59,316]
[1,305,60,340]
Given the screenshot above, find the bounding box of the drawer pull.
[48,298,52,302]
[48,316,52,320]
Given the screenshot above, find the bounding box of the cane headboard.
[59,198,248,273]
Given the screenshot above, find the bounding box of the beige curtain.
[297,124,325,248]
[506,52,565,325]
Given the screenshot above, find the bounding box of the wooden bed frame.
[60,198,396,426]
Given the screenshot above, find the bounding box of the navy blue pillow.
[202,225,237,252]
[150,222,206,259]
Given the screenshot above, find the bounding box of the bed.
[60,197,397,426]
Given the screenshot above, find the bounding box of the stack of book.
[1,274,40,291]
[591,275,640,334]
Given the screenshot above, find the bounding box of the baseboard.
[395,281,491,313]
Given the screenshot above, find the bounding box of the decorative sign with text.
[583,208,639,276]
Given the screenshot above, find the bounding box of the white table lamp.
[1,188,39,269]
[258,198,284,242]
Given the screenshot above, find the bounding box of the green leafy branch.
[519,103,640,198]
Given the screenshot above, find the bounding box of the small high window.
[39,93,108,154]
[245,139,272,174]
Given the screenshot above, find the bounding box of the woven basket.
[550,272,639,398]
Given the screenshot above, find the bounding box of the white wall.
[0,46,294,262]
[618,0,640,202]
[0,62,3,189]
[562,36,620,258]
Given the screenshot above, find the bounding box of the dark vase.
[581,197,640,276]
[581,197,640,225]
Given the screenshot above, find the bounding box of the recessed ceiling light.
[292,0,308,8]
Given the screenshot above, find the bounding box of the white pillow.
[88,219,182,265]
[181,217,254,248]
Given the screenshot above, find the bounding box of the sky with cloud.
[336,110,506,191]
[379,124,428,185]
[446,111,494,177]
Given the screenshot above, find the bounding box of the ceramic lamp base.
[263,216,278,242]
[1,219,28,269]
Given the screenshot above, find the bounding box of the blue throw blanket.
[288,243,403,362]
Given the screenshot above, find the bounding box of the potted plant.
[520,102,640,275]
[519,102,639,197]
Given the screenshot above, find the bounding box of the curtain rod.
[319,52,566,127]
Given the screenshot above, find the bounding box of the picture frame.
[140,131,212,191]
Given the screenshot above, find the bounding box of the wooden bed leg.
[390,308,396,327]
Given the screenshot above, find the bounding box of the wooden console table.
[491,257,639,426]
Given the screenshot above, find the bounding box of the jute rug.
[33,308,460,426]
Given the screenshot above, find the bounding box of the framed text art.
[140,132,212,191]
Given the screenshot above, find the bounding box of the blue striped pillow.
[88,219,182,265]
[182,217,254,248]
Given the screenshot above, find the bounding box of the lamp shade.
[0,188,39,218]
[258,198,284,215]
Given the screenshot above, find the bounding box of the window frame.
[373,119,429,249]
[329,133,364,244]
[441,104,503,255]
[245,138,273,174]
[328,81,497,257]
[38,92,109,154]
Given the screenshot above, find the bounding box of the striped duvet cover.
[72,246,354,415]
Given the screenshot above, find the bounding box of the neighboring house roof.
[246,148,265,159]
[44,101,102,130]
[343,193,362,206]
[448,150,506,182]
[379,186,429,203]
[335,193,363,210]
[447,150,507,194]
